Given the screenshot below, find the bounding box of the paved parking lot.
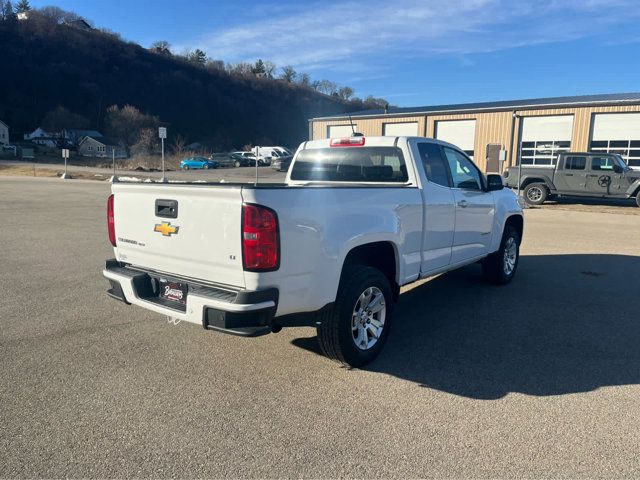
[1,176,639,478]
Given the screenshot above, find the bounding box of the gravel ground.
[1,176,639,478]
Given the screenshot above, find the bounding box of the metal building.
[309,92,640,172]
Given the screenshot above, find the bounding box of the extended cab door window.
[442,147,483,190]
[417,142,451,187]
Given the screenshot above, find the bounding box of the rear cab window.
[290,147,409,182]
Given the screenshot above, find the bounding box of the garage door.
[520,115,573,166]
[327,125,357,138]
[435,120,476,158]
[590,113,640,167]
[383,122,418,136]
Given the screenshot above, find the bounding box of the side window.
[418,142,450,187]
[443,147,482,190]
[565,156,586,170]
[591,156,613,171]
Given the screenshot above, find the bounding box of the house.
[67,129,103,145]
[78,135,127,158]
[0,120,9,145]
[17,12,29,20]
[67,19,93,31]
[23,127,61,148]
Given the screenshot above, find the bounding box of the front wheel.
[183,165,189,170]
[523,183,548,205]
[636,191,640,208]
[204,164,209,170]
[482,225,520,285]
[317,266,394,368]
[234,160,241,168]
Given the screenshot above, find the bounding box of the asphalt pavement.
[1,176,640,478]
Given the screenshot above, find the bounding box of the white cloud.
[182,0,640,73]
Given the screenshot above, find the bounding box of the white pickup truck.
[104,135,523,367]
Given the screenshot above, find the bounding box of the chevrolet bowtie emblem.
[154,222,179,237]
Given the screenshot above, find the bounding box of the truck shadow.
[291,254,640,399]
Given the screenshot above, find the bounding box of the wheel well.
[505,215,524,245]
[521,177,547,189]
[341,242,399,299]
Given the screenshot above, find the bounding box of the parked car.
[104,135,523,367]
[180,157,218,170]
[230,151,268,167]
[271,153,293,172]
[210,153,236,168]
[504,152,640,207]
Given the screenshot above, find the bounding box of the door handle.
[587,174,598,177]
[457,200,468,208]
[565,173,574,176]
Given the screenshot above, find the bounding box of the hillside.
[0,15,373,149]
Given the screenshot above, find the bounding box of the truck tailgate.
[111,183,245,289]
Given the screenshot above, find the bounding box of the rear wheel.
[523,183,548,205]
[636,191,640,207]
[204,164,209,169]
[482,225,520,285]
[234,160,241,168]
[183,165,189,170]
[317,266,394,368]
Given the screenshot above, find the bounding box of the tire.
[258,160,264,166]
[183,165,189,171]
[204,164,209,170]
[523,183,548,205]
[317,266,394,368]
[482,225,520,285]
[234,161,241,168]
[636,191,640,208]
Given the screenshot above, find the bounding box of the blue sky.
[29,0,640,106]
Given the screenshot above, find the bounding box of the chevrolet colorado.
[104,135,524,367]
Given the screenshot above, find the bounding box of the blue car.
[180,157,218,170]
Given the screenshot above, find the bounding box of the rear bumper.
[103,259,278,337]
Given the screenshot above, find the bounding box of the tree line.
[0,4,389,153]
[152,42,387,107]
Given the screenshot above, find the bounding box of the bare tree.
[205,59,225,72]
[317,79,337,95]
[227,62,253,76]
[337,86,354,100]
[171,134,187,155]
[104,104,160,147]
[280,65,297,83]
[131,128,159,156]
[263,61,276,78]
[150,40,171,55]
[298,73,311,88]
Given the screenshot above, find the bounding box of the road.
[1,176,640,478]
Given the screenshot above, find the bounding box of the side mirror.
[613,164,623,174]
[486,174,504,191]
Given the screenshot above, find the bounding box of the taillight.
[242,204,279,271]
[330,136,366,147]
[107,194,116,247]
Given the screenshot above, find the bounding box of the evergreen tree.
[251,59,266,76]
[3,0,16,19]
[15,0,30,13]
[189,49,207,66]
